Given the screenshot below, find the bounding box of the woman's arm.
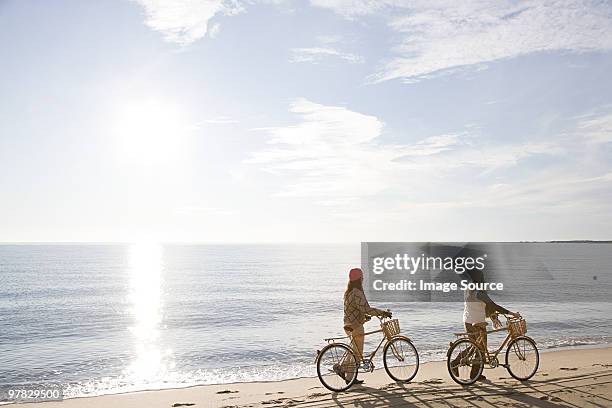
[355,290,386,316]
[477,290,511,316]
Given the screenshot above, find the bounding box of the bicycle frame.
[322,318,393,366]
[449,319,526,368]
[477,326,513,365]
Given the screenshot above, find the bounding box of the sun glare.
[126,242,170,381]
[114,100,189,166]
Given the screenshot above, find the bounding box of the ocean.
[1,243,611,398]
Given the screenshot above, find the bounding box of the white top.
[463,289,486,324]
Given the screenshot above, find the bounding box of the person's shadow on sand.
[323,375,610,408]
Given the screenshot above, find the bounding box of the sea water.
[1,243,611,397]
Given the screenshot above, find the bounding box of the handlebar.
[493,312,521,320]
[365,309,393,322]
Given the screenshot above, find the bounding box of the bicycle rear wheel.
[506,336,539,381]
[383,336,419,382]
[316,343,358,392]
[447,339,484,385]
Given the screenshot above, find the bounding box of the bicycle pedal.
[359,361,375,371]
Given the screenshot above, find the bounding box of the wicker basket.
[382,319,400,340]
[508,317,527,338]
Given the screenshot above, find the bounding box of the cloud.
[311,0,612,83]
[202,116,238,124]
[290,47,364,64]
[472,171,612,210]
[309,0,393,17]
[133,0,244,45]
[575,111,612,144]
[246,98,400,199]
[405,134,461,156]
[290,33,364,64]
[316,34,343,44]
[208,22,221,38]
[246,99,563,203]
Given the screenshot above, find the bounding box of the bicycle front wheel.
[506,336,539,380]
[383,336,419,382]
[316,343,358,392]
[447,339,484,385]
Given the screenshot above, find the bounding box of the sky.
[1,0,611,243]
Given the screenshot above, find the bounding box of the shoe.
[476,375,487,382]
[353,379,365,385]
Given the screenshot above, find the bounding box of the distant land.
[546,240,612,244]
[0,240,611,245]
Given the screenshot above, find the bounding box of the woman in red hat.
[341,267,391,384]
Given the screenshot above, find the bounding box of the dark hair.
[344,278,363,301]
[467,268,485,284]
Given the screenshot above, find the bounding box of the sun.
[113,99,189,166]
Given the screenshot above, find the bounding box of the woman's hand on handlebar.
[382,310,392,319]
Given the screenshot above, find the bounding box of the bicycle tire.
[447,338,484,385]
[383,335,419,383]
[505,336,539,381]
[316,343,358,392]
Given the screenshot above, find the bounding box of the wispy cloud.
[404,134,462,156]
[246,99,563,203]
[202,116,238,125]
[290,47,364,63]
[133,0,244,45]
[316,34,343,44]
[290,32,364,64]
[575,111,612,144]
[309,0,390,17]
[208,22,221,38]
[246,98,400,199]
[311,0,612,82]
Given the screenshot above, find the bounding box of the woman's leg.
[451,324,480,376]
[339,325,364,380]
[451,323,473,368]
[468,323,487,379]
[351,324,365,361]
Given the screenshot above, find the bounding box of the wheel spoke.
[506,337,539,381]
[447,339,483,385]
[317,344,358,392]
[383,337,419,383]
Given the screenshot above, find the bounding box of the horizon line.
[1,240,611,245]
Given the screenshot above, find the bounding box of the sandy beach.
[12,346,612,408]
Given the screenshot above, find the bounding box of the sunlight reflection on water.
[125,242,173,382]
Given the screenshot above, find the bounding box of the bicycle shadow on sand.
[329,384,417,408]
[322,372,612,408]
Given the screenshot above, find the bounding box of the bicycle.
[446,313,539,385]
[315,312,419,392]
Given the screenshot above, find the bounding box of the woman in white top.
[456,270,519,381]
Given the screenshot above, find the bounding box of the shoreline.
[10,345,612,407]
[18,341,612,401]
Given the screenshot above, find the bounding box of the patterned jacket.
[344,288,384,326]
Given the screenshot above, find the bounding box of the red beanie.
[349,268,363,281]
